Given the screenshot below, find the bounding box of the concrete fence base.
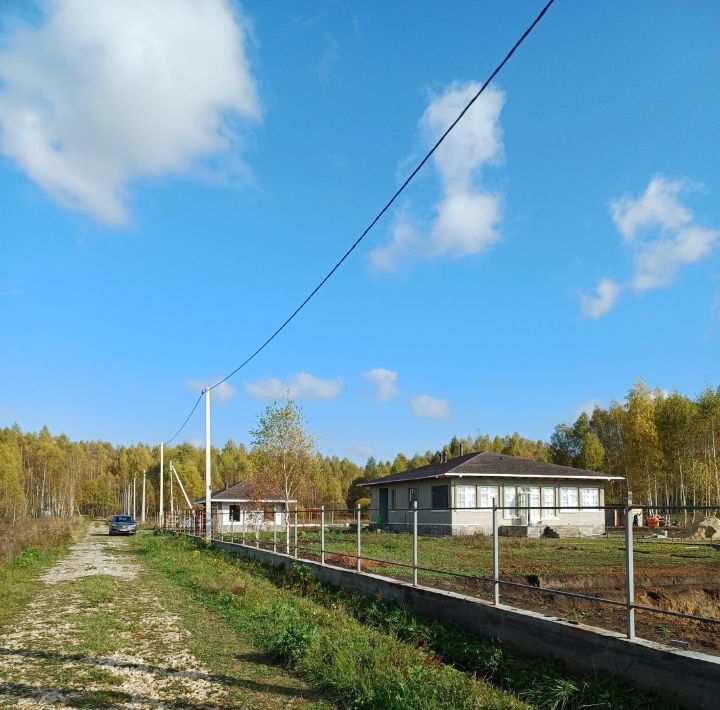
[210,539,719,709]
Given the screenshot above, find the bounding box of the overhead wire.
[164,0,556,444]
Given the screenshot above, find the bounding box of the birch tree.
[250,399,317,516]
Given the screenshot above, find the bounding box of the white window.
[456,484,476,509]
[542,487,557,517]
[580,487,600,511]
[479,486,500,509]
[503,486,517,517]
[559,487,579,512]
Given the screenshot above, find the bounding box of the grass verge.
[252,560,675,710]
[133,532,529,710]
[0,517,81,629]
[165,534,678,710]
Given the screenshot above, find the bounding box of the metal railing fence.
[164,500,720,644]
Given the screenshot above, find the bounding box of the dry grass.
[0,517,79,565]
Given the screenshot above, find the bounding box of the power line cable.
[165,0,556,443]
[166,392,203,444]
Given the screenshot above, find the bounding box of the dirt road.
[0,522,325,709]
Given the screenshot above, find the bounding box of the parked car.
[109,515,137,536]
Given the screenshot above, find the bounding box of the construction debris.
[686,516,720,540]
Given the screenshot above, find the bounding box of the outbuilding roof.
[192,481,296,504]
[363,452,623,487]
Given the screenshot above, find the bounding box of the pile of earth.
[686,516,720,540]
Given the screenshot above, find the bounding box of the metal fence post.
[241,510,245,545]
[492,497,500,605]
[321,505,325,565]
[356,503,362,573]
[285,509,290,555]
[231,516,234,543]
[294,509,298,559]
[255,511,260,548]
[412,500,418,586]
[273,512,277,553]
[625,493,635,639]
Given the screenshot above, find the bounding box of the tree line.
[1,381,718,520]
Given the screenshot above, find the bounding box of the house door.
[379,488,389,524]
[528,487,541,524]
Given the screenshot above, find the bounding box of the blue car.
[109,515,137,536]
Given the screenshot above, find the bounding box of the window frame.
[559,486,579,513]
[479,485,500,510]
[408,487,417,508]
[541,487,557,518]
[455,484,477,509]
[431,484,450,511]
[580,487,600,511]
[503,485,517,519]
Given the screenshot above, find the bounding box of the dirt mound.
[687,516,720,540]
[325,553,389,571]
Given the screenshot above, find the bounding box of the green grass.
[195,542,676,710]
[237,528,719,579]
[0,525,329,709]
[134,532,529,710]
[0,544,76,629]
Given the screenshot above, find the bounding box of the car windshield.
[113,516,134,523]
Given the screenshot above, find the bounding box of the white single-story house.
[364,452,624,537]
[192,481,296,532]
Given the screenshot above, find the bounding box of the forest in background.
[1,381,719,521]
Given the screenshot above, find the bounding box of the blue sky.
[1,0,719,464]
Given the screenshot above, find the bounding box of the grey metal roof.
[192,480,296,504]
[363,452,623,487]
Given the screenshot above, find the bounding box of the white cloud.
[581,176,719,317]
[580,277,620,319]
[187,379,237,404]
[363,368,399,402]
[0,0,259,225]
[611,177,693,242]
[344,444,374,460]
[410,394,450,421]
[573,399,602,419]
[369,81,503,272]
[245,373,342,401]
[612,176,719,292]
[631,226,718,291]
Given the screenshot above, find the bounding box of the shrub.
[0,517,77,565]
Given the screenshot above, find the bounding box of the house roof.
[363,452,624,487]
[192,480,297,504]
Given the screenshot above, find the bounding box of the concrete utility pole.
[170,460,175,518]
[205,387,212,540]
[170,461,193,510]
[133,476,137,519]
[160,442,165,528]
[141,470,147,524]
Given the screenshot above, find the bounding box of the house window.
[559,487,579,512]
[390,489,396,510]
[503,486,517,517]
[431,485,449,510]
[456,484,476,509]
[541,488,556,517]
[229,504,242,521]
[580,487,600,511]
[408,488,417,507]
[263,507,275,521]
[479,486,499,509]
